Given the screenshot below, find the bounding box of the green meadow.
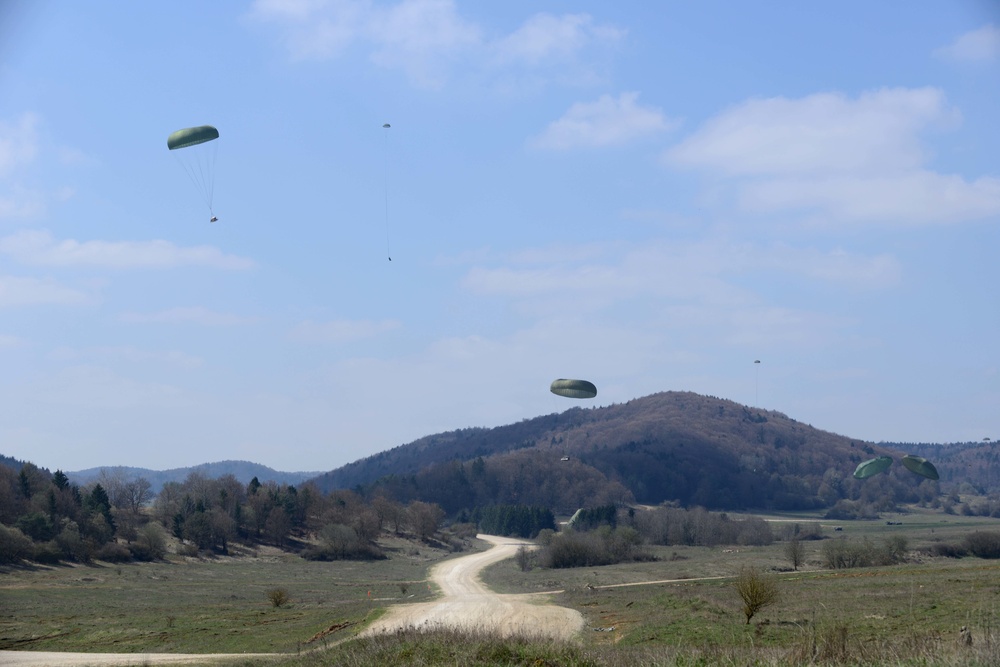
[3,509,1000,665]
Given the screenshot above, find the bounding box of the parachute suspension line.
[383,123,391,262]
[205,139,218,216]
[172,140,218,214]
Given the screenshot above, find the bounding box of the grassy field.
[0,536,457,654]
[3,509,1000,665]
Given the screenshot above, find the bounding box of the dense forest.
[312,392,980,514]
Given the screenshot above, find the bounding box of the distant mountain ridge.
[66,460,322,495]
[309,391,981,514]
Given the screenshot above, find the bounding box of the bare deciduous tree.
[734,565,779,624]
[785,537,805,571]
[407,501,444,540]
[515,545,532,572]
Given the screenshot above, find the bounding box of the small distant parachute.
[901,455,939,481]
[550,379,597,399]
[167,125,220,219]
[853,456,893,480]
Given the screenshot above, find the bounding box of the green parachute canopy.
[550,379,597,399]
[853,456,893,480]
[167,125,219,150]
[901,454,939,481]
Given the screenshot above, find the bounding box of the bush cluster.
[822,535,908,569]
[538,526,653,568]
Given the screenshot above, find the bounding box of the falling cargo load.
[167,124,220,221]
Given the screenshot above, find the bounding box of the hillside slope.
[311,391,929,513]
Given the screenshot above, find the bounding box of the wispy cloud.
[48,345,203,370]
[740,171,1000,224]
[0,275,91,308]
[120,307,257,327]
[0,113,45,220]
[491,13,624,66]
[288,318,401,343]
[0,334,25,347]
[367,0,481,88]
[934,24,1000,62]
[460,238,899,327]
[666,88,954,176]
[248,0,622,89]
[0,230,256,270]
[663,87,1000,225]
[530,92,676,150]
[0,113,38,176]
[0,186,45,220]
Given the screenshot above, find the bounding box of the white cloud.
[531,92,676,149]
[463,239,898,304]
[665,88,954,176]
[0,114,46,220]
[367,0,481,88]
[120,307,257,327]
[458,239,898,333]
[0,275,91,307]
[0,334,24,347]
[0,186,45,220]
[664,87,1000,226]
[289,318,400,343]
[0,113,38,177]
[934,24,1000,62]
[492,13,624,66]
[48,345,203,370]
[0,230,256,270]
[248,0,621,89]
[741,171,1000,224]
[23,365,188,410]
[250,0,370,60]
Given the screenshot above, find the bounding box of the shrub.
[95,542,132,563]
[823,538,870,569]
[535,528,555,546]
[0,524,33,564]
[55,522,90,563]
[132,523,167,561]
[927,542,967,558]
[964,531,1000,558]
[539,527,653,568]
[31,541,63,564]
[301,523,385,561]
[823,536,906,569]
[733,565,779,624]
[177,543,200,557]
[267,588,290,608]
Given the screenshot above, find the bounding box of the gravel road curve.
[362,534,584,641]
[0,534,582,666]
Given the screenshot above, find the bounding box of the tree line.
[0,461,451,565]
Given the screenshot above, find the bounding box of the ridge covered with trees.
[312,391,967,514]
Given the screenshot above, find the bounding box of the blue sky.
[2,1,998,473]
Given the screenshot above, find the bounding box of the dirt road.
[0,534,581,665]
[0,651,263,666]
[362,534,584,641]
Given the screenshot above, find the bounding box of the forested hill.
[310,391,934,514]
[67,460,322,495]
[882,440,1000,491]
